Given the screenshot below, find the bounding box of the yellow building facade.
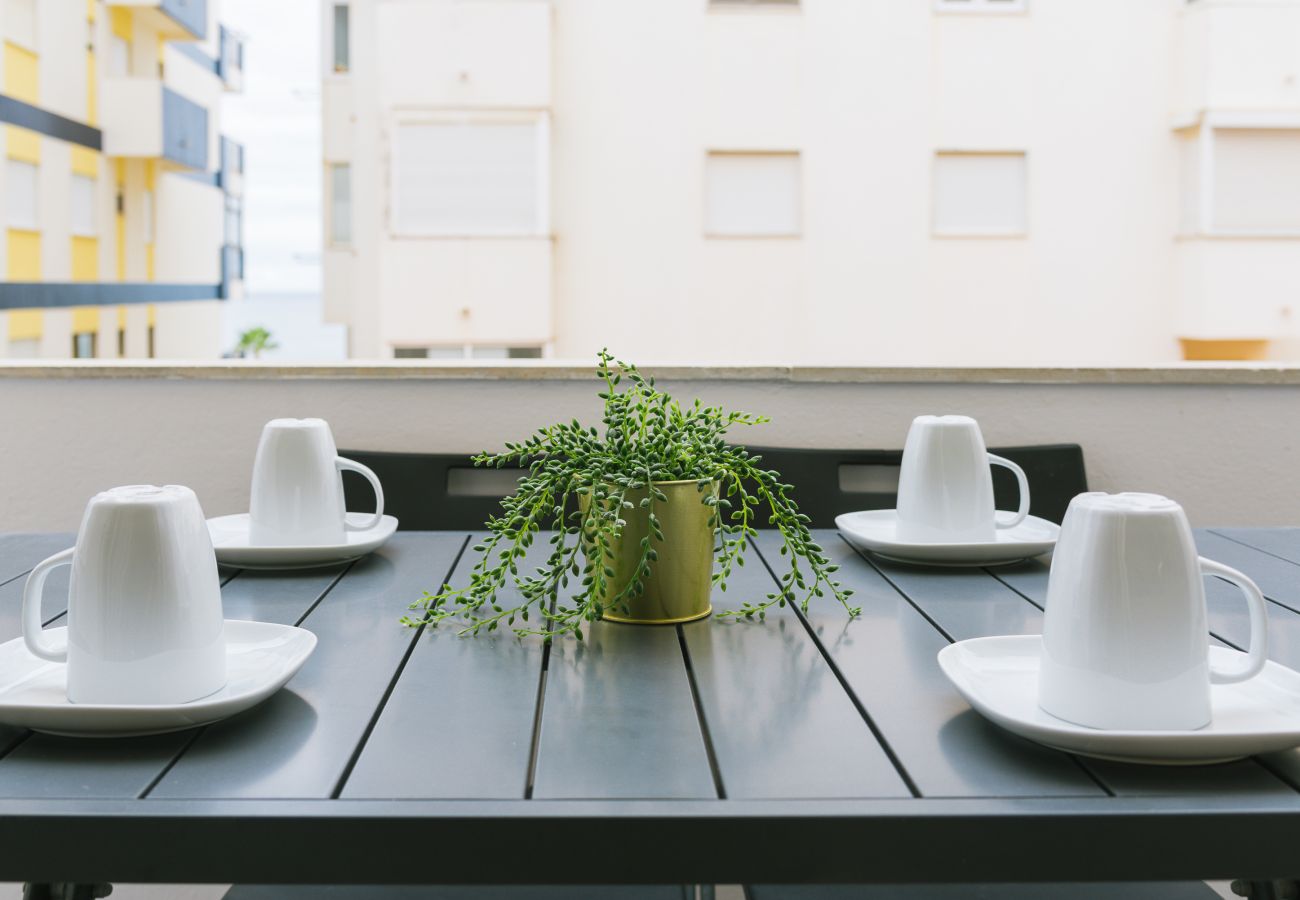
[0,0,243,360]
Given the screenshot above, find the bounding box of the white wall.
[2,366,1300,532]
[329,0,1266,364]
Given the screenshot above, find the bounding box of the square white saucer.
[938,634,1300,764]
[835,510,1059,567]
[0,620,316,738]
[208,513,398,569]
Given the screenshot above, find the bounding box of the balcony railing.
[101,80,208,170]
[0,365,1298,534]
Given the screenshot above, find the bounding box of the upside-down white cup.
[22,485,227,705]
[248,418,384,546]
[1038,492,1270,731]
[895,415,1030,543]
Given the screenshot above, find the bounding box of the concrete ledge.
[4,359,1300,385]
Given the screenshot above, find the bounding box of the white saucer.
[835,510,1059,566]
[938,635,1300,764]
[207,513,398,569]
[0,620,316,738]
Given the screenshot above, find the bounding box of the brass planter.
[580,479,718,625]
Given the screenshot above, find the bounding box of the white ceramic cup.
[248,418,385,546]
[1038,492,1269,731]
[22,485,227,705]
[895,415,1030,543]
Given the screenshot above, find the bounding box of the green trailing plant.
[404,350,859,640]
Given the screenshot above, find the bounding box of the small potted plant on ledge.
[404,350,859,640]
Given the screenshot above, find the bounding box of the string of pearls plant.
[404,350,860,640]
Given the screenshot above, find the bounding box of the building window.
[147,324,155,358]
[932,151,1027,236]
[333,3,350,73]
[704,151,801,238]
[117,327,126,357]
[1210,128,1300,234]
[72,332,97,359]
[395,345,544,359]
[71,175,97,237]
[390,120,546,236]
[329,163,351,245]
[934,0,1026,12]
[6,160,38,230]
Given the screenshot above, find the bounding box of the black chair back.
[738,444,1087,528]
[341,444,1087,532]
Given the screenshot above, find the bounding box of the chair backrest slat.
[340,444,1087,531]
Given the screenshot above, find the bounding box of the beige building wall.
[322,0,1300,363]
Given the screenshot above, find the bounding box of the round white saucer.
[938,634,1300,764]
[207,513,398,569]
[835,509,1059,566]
[0,620,317,737]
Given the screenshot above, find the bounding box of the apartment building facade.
[0,0,244,360]
[321,0,1300,364]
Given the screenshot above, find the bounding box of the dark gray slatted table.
[0,529,1298,886]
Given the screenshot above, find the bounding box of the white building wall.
[324,0,1300,363]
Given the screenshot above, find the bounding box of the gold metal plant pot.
[580,479,718,625]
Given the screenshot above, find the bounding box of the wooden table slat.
[1210,527,1300,568]
[680,542,911,799]
[530,547,717,799]
[147,533,467,799]
[752,530,1103,799]
[341,533,547,800]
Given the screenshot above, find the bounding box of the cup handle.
[22,548,73,663]
[336,456,385,532]
[1200,557,1269,684]
[986,454,1030,530]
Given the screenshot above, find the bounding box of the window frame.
[71,174,98,238]
[387,111,551,239]
[5,159,39,231]
[930,149,1029,239]
[1178,113,1300,238]
[703,149,803,239]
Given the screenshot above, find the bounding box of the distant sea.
[220,292,348,361]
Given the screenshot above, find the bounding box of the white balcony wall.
[378,238,553,347]
[375,0,551,109]
[154,172,222,282]
[6,368,1300,531]
[101,78,165,158]
[1176,238,1300,338]
[1177,1,1300,116]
